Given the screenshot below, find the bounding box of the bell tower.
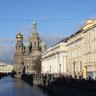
[14,32,24,75]
[30,19,41,52]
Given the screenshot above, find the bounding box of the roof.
[16,32,23,38]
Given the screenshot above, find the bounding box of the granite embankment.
[0,73,9,79]
[20,74,96,96]
[21,74,33,85]
[45,77,96,96]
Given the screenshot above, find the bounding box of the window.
[88,44,90,52]
[31,42,32,48]
[88,32,90,41]
[80,62,82,72]
[34,42,36,48]
[38,42,39,47]
[88,55,90,62]
[92,29,95,40]
[92,41,94,51]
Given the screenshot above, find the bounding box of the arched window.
[34,42,36,48]
[31,42,32,48]
[38,41,39,47]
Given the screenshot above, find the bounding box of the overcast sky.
[0,0,96,63]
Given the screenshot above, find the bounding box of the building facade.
[14,20,46,75]
[42,38,68,75]
[67,20,96,79]
[66,30,84,78]
[83,20,96,79]
[0,62,13,73]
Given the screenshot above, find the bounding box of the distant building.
[42,38,68,75]
[0,62,13,73]
[14,19,46,75]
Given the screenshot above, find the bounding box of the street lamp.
[59,64,61,75]
[73,61,76,78]
[80,62,82,72]
[50,66,51,73]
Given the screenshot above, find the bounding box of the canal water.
[0,76,51,96]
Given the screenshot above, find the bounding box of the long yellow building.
[66,29,84,78]
[67,20,96,79]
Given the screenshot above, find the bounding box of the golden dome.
[16,32,23,38]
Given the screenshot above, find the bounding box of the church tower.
[14,32,24,75]
[30,19,41,52]
[29,19,42,73]
[23,40,31,74]
[14,19,44,75]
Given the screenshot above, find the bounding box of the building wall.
[0,64,14,73]
[67,20,96,79]
[83,23,96,79]
[42,42,67,75]
[66,32,84,78]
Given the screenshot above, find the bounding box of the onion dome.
[32,19,39,38]
[41,41,46,47]
[33,18,37,25]
[16,32,23,39]
[41,41,46,52]
[33,20,37,25]
[24,40,31,48]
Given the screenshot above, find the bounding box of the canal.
[0,76,51,96]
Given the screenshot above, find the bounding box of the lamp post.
[80,62,82,72]
[85,66,87,79]
[73,61,76,78]
[63,56,64,74]
[59,64,61,76]
[50,66,51,74]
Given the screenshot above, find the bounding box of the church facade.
[14,20,46,75]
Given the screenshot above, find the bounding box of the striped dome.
[24,40,31,48]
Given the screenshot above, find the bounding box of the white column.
[56,53,58,74]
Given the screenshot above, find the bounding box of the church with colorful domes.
[14,19,46,75]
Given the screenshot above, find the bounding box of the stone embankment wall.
[46,77,96,96]
[21,74,33,85]
[0,73,13,79]
[21,74,55,87]
[19,74,96,96]
[33,74,55,86]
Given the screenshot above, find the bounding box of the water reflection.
[0,76,50,96]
